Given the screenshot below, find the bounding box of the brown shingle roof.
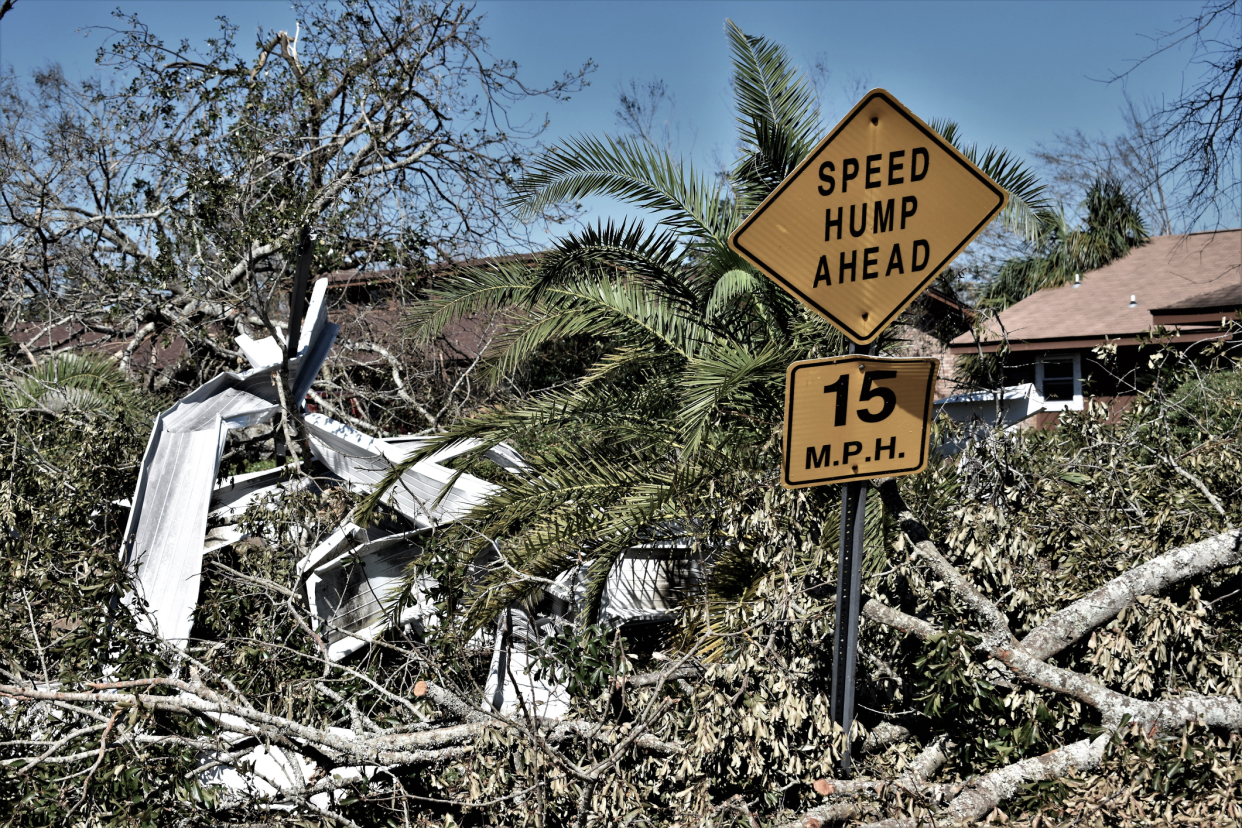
[950,229,1241,352]
[320,253,542,289]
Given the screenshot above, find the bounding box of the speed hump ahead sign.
[783,355,938,489]
[729,89,1007,345]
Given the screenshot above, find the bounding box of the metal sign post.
[831,343,871,776]
[832,478,867,775]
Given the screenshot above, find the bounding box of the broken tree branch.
[1020,528,1242,661]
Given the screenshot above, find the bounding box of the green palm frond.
[1,353,137,415]
[1071,176,1150,265]
[705,268,766,323]
[702,267,804,341]
[485,305,612,381]
[678,340,790,456]
[971,145,1055,242]
[463,450,697,629]
[578,346,682,390]
[499,278,713,365]
[726,19,821,191]
[404,261,536,346]
[926,116,1052,243]
[530,220,698,310]
[509,133,735,244]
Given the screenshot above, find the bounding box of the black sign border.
[782,355,939,489]
[731,89,1006,344]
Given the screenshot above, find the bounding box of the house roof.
[949,228,1241,353]
[321,253,542,289]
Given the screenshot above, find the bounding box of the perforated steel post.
[830,341,873,775]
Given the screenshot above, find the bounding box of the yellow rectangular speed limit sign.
[782,355,939,488]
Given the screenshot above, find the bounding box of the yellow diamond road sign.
[783,355,938,489]
[729,89,1007,345]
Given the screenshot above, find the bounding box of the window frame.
[1035,353,1083,411]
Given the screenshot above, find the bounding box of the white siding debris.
[122,279,703,731]
[120,279,336,646]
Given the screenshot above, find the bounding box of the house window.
[1041,357,1075,400]
[1035,354,1082,411]
[1001,358,1036,387]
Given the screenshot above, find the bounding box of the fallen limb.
[786,738,953,828]
[798,480,1242,827]
[1020,528,1242,661]
[945,734,1110,822]
[875,479,1015,649]
[874,480,1242,729]
[414,679,489,723]
[862,722,910,754]
[0,678,682,773]
[788,733,1113,828]
[861,596,941,641]
[624,665,703,688]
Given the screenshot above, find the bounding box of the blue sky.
[0,0,1213,242]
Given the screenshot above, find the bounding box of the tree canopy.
[1,0,590,407]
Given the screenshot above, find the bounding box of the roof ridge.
[1160,227,1242,238]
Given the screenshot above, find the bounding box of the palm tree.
[977,176,1149,310]
[363,21,1050,640]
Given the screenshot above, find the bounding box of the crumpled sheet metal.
[303,414,503,529]
[597,541,704,628]
[121,386,276,644]
[296,421,529,662]
[121,279,336,646]
[123,274,701,732]
[298,522,441,661]
[205,466,317,554]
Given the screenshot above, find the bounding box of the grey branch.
[1019,528,1242,661]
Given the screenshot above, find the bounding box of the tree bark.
[1020,529,1242,661]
